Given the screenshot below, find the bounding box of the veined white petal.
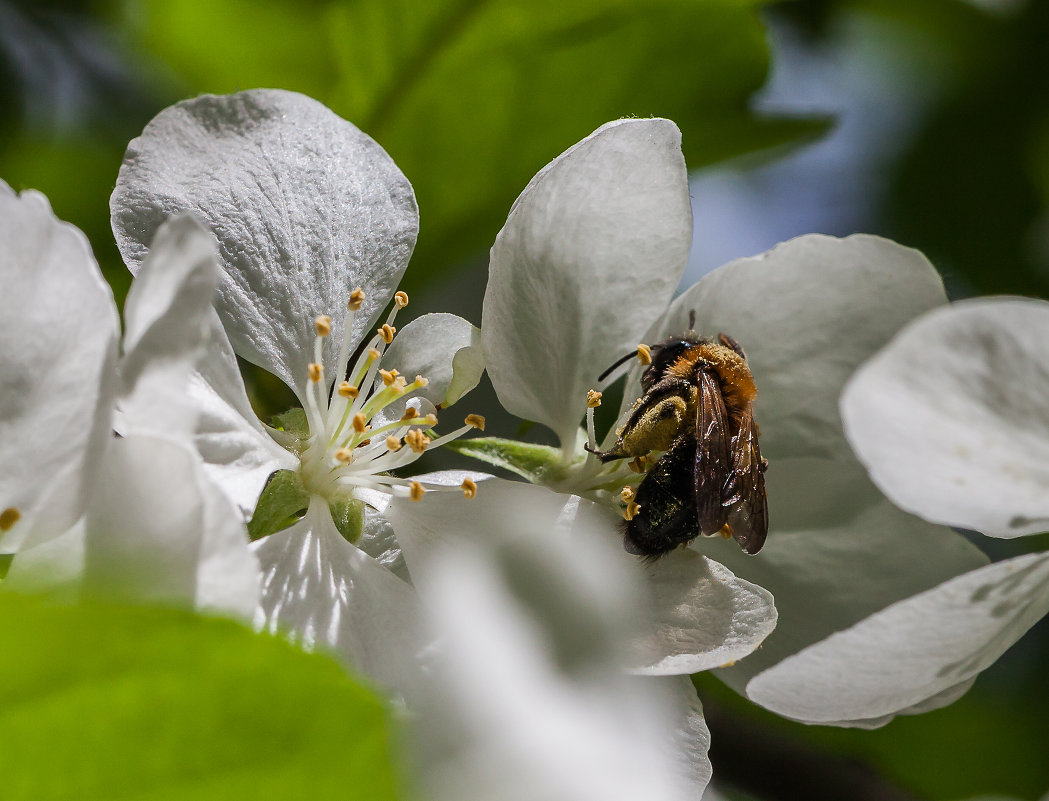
[112,89,419,403]
[842,297,1049,537]
[484,118,692,448]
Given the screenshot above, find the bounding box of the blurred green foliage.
[0,594,399,801]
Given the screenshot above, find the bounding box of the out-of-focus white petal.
[0,183,119,552]
[700,458,988,697]
[746,552,1049,726]
[662,676,713,794]
[634,548,777,675]
[252,498,421,692]
[646,234,946,461]
[484,118,692,447]
[111,89,418,403]
[82,435,259,618]
[842,298,1049,537]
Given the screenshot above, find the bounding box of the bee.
[589,324,768,558]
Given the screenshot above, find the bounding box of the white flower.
[109,89,484,689]
[744,298,1049,725]
[389,481,712,800]
[472,117,990,726]
[0,181,259,617]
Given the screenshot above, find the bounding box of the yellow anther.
[314,315,332,337]
[334,448,353,463]
[628,456,647,474]
[719,660,737,669]
[368,347,380,361]
[637,343,652,365]
[348,287,366,311]
[419,414,438,427]
[719,523,734,540]
[0,507,21,531]
[378,324,396,344]
[465,413,486,431]
[623,501,641,521]
[405,429,431,453]
[386,435,402,451]
[401,407,419,421]
[379,368,400,386]
[586,389,602,408]
[461,478,478,499]
[308,363,323,383]
[394,290,409,308]
[409,481,425,501]
[393,376,408,392]
[338,382,359,399]
[352,412,367,433]
[414,375,429,387]
[620,486,636,503]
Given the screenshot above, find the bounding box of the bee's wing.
[694,369,731,537]
[723,408,769,554]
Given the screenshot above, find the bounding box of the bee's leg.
[583,442,630,464]
[717,333,746,359]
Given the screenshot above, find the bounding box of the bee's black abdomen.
[623,435,701,558]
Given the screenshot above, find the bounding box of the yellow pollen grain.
[405,429,431,453]
[623,501,641,521]
[461,478,478,499]
[409,481,425,501]
[379,368,399,386]
[337,382,359,399]
[308,363,323,382]
[401,407,419,421]
[378,324,396,344]
[334,447,353,463]
[386,435,402,451]
[0,506,21,531]
[314,315,332,337]
[586,389,602,408]
[348,287,365,310]
[465,413,486,431]
[352,412,367,433]
[620,486,636,503]
[394,290,409,308]
[637,343,652,365]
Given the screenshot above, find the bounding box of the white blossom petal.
[0,183,119,552]
[746,552,1049,726]
[842,297,1049,536]
[663,676,713,794]
[252,498,421,692]
[111,89,419,402]
[646,234,947,461]
[699,458,988,698]
[484,118,692,446]
[83,435,259,618]
[633,548,777,675]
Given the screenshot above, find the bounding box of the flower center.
[295,288,482,504]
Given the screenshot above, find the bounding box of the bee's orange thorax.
[668,343,758,416]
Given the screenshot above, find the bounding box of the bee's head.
[641,335,702,390]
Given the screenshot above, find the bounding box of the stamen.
[586,389,602,408]
[719,523,734,540]
[414,375,429,387]
[637,343,652,365]
[420,414,438,427]
[394,290,409,308]
[461,478,478,499]
[379,368,400,386]
[623,501,641,521]
[386,435,402,451]
[401,407,419,421]
[348,287,366,311]
[409,481,425,501]
[405,430,431,453]
[628,456,646,474]
[314,315,332,337]
[334,448,353,463]
[620,486,636,503]
[338,382,359,398]
[0,507,20,531]
[308,363,323,383]
[464,414,486,431]
[378,324,396,344]
[352,412,367,433]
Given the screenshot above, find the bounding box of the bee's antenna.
[597,349,642,383]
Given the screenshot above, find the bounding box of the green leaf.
[248,469,310,540]
[446,436,564,483]
[270,406,310,439]
[0,594,399,801]
[116,0,824,285]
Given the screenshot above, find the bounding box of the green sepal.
[446,436,564,484]
[248,469,310,541]
[329,498,366,544]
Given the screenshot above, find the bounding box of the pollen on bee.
[622,501,641,521]
[334,447,353,463]
[386,435,402,451]
[465,413,486,431]
[378,324,396,344]
[314,315,332,337]
[409,481,425,501]
[337,381,359,398]
[405,429,431,453]
[347,287,366,311]
[307,363,323,382]
[461,478,478,499]
[352,412,367,433]
[620,486,636,503]
[586,389,602,408]
[637,343,652,365]
[0,506,21,531]
[394,290,409,308]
